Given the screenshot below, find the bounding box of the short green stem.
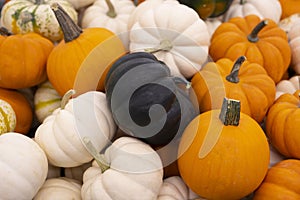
[144,40,173,54]
[226,56,246,83]
[61,89,76,109]
[0,27,12,36]
[248,20,268,43]
[105,0,117,18]
[219,97,241,126]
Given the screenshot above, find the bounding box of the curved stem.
[144,40,173,54]
[226,56,246,83]
[83,137,110,172]
[219,97,240,126]
[105,0,117,18]
[247,20,268,43]
[51,3,82,42]
[0,27,12,36]
[61,89,76,109]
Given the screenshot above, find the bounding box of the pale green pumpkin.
[0,0,78,42]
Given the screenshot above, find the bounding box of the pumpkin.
[66,0,94,10]
[265,90,300,159]
[47,3,126,96]
[223,0,282,23]
[209,15,291,83]
[279,0,300,20]
[278,13,300,35]
[0,27,54,89]
[191,56,276,123]
[253,159,300,199]
[289,20,300,75]
[34,177,81,200]
[0,0,77,42]
[275,75,300,99]
[178,97,270,199]
[129,0,210,78]
[105,52,197,147]
[34,81,62,123]
[81,136,164,200]
[0,132,48,200]
[0,87,33,134]
[34,90,116,167]
[178,0,234,20]
[81,0,135,50]
[0,99,16,134]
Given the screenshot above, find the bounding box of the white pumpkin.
[289,21,300,74]
[275,75,300,99]
[67,0,95,10]
[81,0,135,50]
[129,1,210,78]
[204,17,222,39]
[35,90,116,168]
[34,177,82,200]
[0,132,48,200]
[81,137,164,200]
[223,0,282,23]
[0,0,78,42]
[34,81,62,123]
[279,13,300,35]
[0,99,16,134]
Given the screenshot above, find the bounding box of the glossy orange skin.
[209,15,291,84]
[266,90,300,159]
[253,159,300,199]
[0,32,54,89]
[191,58,275,123]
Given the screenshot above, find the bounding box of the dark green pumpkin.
[178,0,233,20]
[105,52,197,146]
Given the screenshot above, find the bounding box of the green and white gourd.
[0,0,78,42]
[0,99,16,134]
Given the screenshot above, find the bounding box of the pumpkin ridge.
[284,109,300,157]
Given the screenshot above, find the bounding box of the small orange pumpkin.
[0,27,54,89]
[178,97,270,199]
[0,88,33,134]
[253,159,300,199]
[265,90,300,159]
[191,56,275,123]
[47,3,126,96]
[279,0,300,20]
[209,15,291,83]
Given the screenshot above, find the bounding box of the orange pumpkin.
[191,56,275,123]
[253,159,300,199]
[0,27,54,89]
[0,88,33,134]
[178,97,269,199]
[279,0,300,20]
[47,3,126,96]
[265,90,300,159]
[209,15,291,83]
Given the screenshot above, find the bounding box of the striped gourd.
[0,99,16,134]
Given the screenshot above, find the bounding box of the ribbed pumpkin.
[209,15,291,83]
[0,87,33,134]
[253,159,300,199]
[265,90,300,159]
[178,97,270,199]
[279,0,300,20]
[191,56,276,123]
[0,27,54,89]
[47,3,126,96]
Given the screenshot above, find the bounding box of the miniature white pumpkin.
[129,1,210,78]
[204,18,222,39]
[279,13,300,35]
[0,99,16,134]
[34,177,81,200]
[34,81,62,123]
[35,90,116,168]
[223,0,282,23]
[289,21,300,74]
[275,76,300,99]
[81,137,164,200]
[0,133,48,200]
[81,0,135,50]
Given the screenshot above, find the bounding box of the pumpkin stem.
[0,27,12,36]
[248,20,268,43]
[105,0,117,18]
[51,3,83,43]
[226,56,246,83]
[82,137,110,172]
[61,89,76,109]
[219,97,240,126]
[144,40,173,54]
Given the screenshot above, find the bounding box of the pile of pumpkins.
[0,0,300,199]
